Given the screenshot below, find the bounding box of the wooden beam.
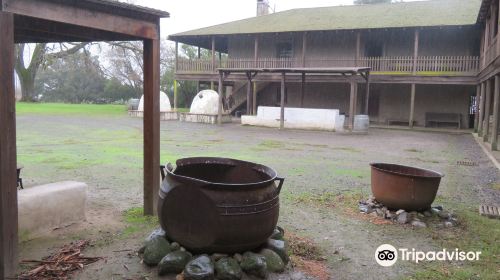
[474,84,481,133]
[246,74,252,115]
[492,75,500,150]
[349,80,357,132]
[413,29,419,74]
[218,71,224,126]
[254,35,259,66]
[409,84,416,128]
[364,72,370,115]
[484,79,493,142]
[302,32,307,67]
[173,80,178,111]
[280,72,286,129]
[479,82,486,136]
[175,41,179,73]
[4,0,159,39]
[0,11,18,279]
[143,38,160,216]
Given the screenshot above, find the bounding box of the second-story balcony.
[176,56,480,76]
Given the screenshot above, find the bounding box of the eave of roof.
[170,0,481,39]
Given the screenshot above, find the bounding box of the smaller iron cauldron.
[370,163,444,211]
[158,157,284,253]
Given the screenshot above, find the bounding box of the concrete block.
[18,181,87,237]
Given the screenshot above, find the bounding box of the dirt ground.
[16,111,500,280]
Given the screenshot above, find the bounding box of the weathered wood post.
[0,11,18,279]
[409,84,416,128]
[280,72,286,129]
[349,79,357,132]
[253,82,257,115]
[302,32,307,67]
[484,79,493,142]
[211,36,216,90]
[355,32,361,67]
[218,71,224,126]
[143,37,161,216]
[175,41,179,73]
[474,84,481,132]
[409,28,419,129]
[492,75,500,150]
[197,46,201,93]
[364,72,370,115]
[300,73,306,108]
[478,82,486,136]
[173,80,178,110]
[246,72,253,115]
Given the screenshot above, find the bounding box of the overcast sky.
[129,0,421,39]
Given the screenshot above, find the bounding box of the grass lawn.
[16,102,128,116]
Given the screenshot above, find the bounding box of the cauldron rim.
[165,157,280,187]
[370,162,444,179]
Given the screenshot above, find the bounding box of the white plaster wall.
[190,90,220,115]
[138,91,172,112]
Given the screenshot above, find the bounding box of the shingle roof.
[170,0,481,39]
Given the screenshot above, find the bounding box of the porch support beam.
[413,29,419,74]
[254,35,259,66]
[474,84,481,132]
[0,11,18,279]
[143,38,160,216]
[484,79,493,142]
[197,47,201,93]
[349,79,357,132]
[246,73,253,115]
[492,75,500,150]
[478,82,486,136]
[409,84,416,128]
[302,32,307,67]
[301,73,306,108]
[280,72,286,129]
[253,82,257,115]
[218,71,224,126]
[355,32,361,66]
[364,72,370,114]
[175,41,178,72]
[173,80,178,110]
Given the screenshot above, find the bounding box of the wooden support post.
[409,84,416,128]
[492,75,500,150]
[211,36,216,72]
[349,79,357,132]
[246,75,252,115]
[175,41,179,72]
[280,72,286,129]
[300,73,306,108]
[252,82,257,115]
[302,32,307,67]
[479,82,486,136]
[413,29,419,74]
[484,79,492,142]
[197,47,201,94]
[218,71,224,126]
[0,12,18,279]
[254,35,259,67]
[211,81,214,90]
[173,80,178,110]
[355,32,361,66]
[143,38,160,216]
[474,84,481,133]
[364,72,370,115]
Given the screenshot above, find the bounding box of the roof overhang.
[477,0,493,23]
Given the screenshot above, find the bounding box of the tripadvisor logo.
[375,244,481,267]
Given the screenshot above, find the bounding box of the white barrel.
[353,115,369,133]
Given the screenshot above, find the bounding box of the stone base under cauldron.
[138,226,298,280]
[358,196,459,228]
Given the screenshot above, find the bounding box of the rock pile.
[358,196,459,228]
[139,227,290,279]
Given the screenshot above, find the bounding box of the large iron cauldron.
[158,157,284,253]
[370,163,443,211]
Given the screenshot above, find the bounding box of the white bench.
[242,106,341,131]
[18,181,87,238]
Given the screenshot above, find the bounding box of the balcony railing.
[176,56,480,75]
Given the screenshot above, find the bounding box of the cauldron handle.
[160,164,174,181]
[274,177,285,195]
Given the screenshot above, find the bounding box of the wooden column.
[218,71,224,126]
[409,84,416,128]
[173,80,178,110]
[280,72,286,129]
[197,47,201,93]
[474,84,481,132]
[246,75,252,115]
[302,32,307,67]
[413,29,419,74]
[252,82,257,115]
[478,82,486,136]
[211,36,216,72]
[349,79,357,132]
[0,12,18,279]
[143,38,160,216]
[364,72,370,115]
[254,35,259,67]
[355,32,361,66]
[484,79,493,142]
[300,73,306,108]
[492,75,500,150]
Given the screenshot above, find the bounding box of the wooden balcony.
[176,56,480,76]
